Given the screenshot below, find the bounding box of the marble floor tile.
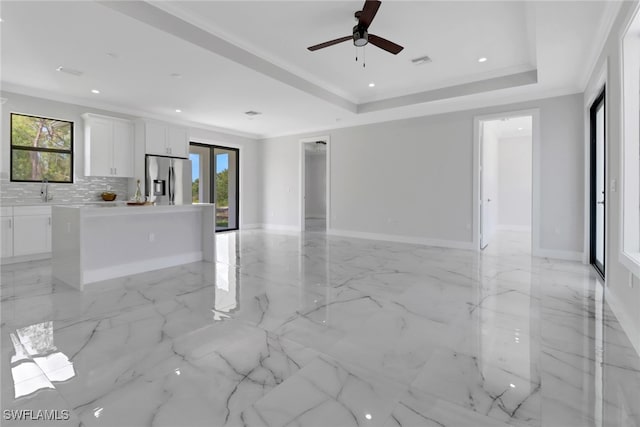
[245,356,405,427]
[384,388,515,427]
[1,229,639,427]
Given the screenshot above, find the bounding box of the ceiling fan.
[307,0,404,55]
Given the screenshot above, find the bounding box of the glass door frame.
[589,87,606,279]
[189,142,240,232]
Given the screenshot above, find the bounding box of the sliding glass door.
[189,143,239,232]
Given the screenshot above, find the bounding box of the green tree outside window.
[11,113,73,183]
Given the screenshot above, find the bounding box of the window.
[620,5,640,276]
[10,113,74,183]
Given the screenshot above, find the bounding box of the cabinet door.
[145,122,168,156]
[1,217,13,258]
[112,120,134,177]
[167,126,189,158]
[13,215,49,256]
[85,118,113,177]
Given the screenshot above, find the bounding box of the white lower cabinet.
[10,206,52,258]
[1,207,13,258]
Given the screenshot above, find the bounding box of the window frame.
[619,2,640,278]
[10,112,75,184]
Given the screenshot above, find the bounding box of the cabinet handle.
[114,167,117,175]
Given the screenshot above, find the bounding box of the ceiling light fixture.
[175,109,182,113]
[368,82,375,87]
[478,57,488,63]
[411,55,432,65]
[518,127,524,131]
[91,89,100,94]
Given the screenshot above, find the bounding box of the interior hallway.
[1,229,638,426]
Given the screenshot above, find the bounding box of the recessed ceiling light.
[175,109,182,113]
[518,127,523,131]
[510,383,516,388]
[368,82,375,87]
[365,414,372,420]
[91,89,100,94]
[478,57,488,63]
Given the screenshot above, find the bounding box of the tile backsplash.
[0,174,129,205]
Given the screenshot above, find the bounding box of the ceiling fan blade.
[368,34,404,55]
[359,0,381,29]
[307,36,352,51]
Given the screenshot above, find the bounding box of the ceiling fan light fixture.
[353,26,368,47]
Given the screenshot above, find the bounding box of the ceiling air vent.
[411,56,432,66]
[56,66,84,77]
[244,111,262,117]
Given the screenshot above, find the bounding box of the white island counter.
[52,204,215,290]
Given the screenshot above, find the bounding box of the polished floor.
[1,230,639,427]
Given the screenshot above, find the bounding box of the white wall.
[305,151,326,219]
[259,93,584,253]
[583,0,640,355]
[498,136,532,229]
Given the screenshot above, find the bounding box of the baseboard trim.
[533,248,583,261]
[604,287,640,358]
[241,223,262,230]
[1,252,51,265]
[497,224,532,232]
[328,228,474,250]
[83,252,203,287]
[260,224,300,232]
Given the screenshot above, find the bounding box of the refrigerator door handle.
[168,163,175,205]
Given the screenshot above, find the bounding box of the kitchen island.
[52,204,215,290]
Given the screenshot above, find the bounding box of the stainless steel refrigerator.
[145,155,192,205]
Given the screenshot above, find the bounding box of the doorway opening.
[589,87,606,278]
[189,143,240,232]
[477,113,534,254]
[300,137,330,232]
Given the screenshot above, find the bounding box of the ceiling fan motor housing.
[353,25,368,46]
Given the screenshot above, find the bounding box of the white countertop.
[53,203,215,217]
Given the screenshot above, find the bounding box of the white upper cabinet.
[83,113,134,178]
[145,122,168,156]
[143,120,189,158]
[167,126,189,158]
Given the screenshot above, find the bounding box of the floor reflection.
[10,321,75,398]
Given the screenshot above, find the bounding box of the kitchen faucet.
[40,178,52,202]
